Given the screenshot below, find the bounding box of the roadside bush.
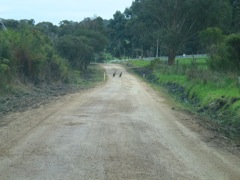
[199,27,224,51]
[151,59,191,77]
[48,56,69,83]
[149,58,162,69]
[208,33,240,72]
[225,34,240,71]
[0,59,10,89]
[127,59,151,68]
[0,27,72,86]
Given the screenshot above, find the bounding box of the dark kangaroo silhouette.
[113,71,116,77]
[119,72,122,77]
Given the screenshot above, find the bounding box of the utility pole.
[0,19,7,31]
[156,40,159,57]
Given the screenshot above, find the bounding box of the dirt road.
[0,64,240,180]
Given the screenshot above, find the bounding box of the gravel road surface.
[0,64,240,180]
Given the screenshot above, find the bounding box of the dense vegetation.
[0,18,108,92]
[108,0,240,66]
[126,58,240,140]
[1,0,240,136]
[1,0,240,90]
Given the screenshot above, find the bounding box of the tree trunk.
[168,49,176,65]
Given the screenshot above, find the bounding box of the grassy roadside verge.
[126,59,240,141]
[0,64,105,119]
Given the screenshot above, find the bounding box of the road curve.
[0,64,240,180]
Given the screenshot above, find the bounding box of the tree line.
[108,0,240,67]
[0,0,240,89]
[0,17,108,89]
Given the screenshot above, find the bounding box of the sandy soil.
[0,64,239,180]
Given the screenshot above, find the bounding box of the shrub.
[149,58,162,69]
[0,58,10,88]
[225,34,240,71]
[208,33,240,72]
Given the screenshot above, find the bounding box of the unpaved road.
[0,64,240,180]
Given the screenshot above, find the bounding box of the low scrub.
[0,64,105,117]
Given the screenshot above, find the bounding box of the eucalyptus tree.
[108,11,129,58]
[0,19,19,30]
[127,0,231,65]
[78,17,106,33]
[58,20,78,36]
[35,22,58,39]
[76,17,109,61]
[231,0,240,32]
[127,0,167,58]
[56,35,93,71]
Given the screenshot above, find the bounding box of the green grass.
[0,64,105,96]
[154,72,187,84]
[176,58,207,64]
[127,60,151,67]
[126,58,240,138]
[176,58,208,69]
[127,59,239,105]
[72,64,105,88]
[187,82,239,105]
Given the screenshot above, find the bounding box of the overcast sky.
[0,0,133,25]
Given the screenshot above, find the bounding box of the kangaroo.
[119,72,122,77]
[113,71,116,77]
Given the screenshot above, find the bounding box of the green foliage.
[0,17,109,93]
[0,30,17,86]
[66,64,105,87]
[206,33,240,72]
[128,58,240,135]
[149,58,163,69]
[232,0,240,32]
[225,33,240,70]
[155,73,187,85]
[199,27,225,48]
[35,22,59,42]
[0,25,70,90]
[74,29,108,55]
[110,0,232,64]
[178,58,208,69]
[56,35,94,70]
[0,58,10,89]
[108,11,129,58]
[57,18,108,66]
[101,53,114,62]
[128,60,151,67]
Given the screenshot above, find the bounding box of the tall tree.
[122,0,231,65]
[232,0,240,32]
[108,11,129,58]
[124,3,157,58]
[56,35,94,71]
[35,22,58,39]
